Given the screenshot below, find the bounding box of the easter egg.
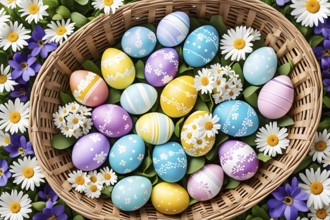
[153,142,187,182]
[151,182,189,215]
[183,25,219,67]
[258,75,294,119]
[109,134,145,174]
[121,26,157,58]
[187,164,224,201]
[120,83,157,115]
[101,48,135,89]
[219,140,259,181]
[92,104,132,138]
[181,111,216,157]
[243,47,277,85]
[136,113,174,145]
[111,176,152,212]
[70,70,108,107]
[145,48,179,87]
[160,75,197,118]
[213,100,259,137]
[72,132,110,171]
[156,11,190,47]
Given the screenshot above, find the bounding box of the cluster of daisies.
[53,102,93,139]
[68,167,118,199]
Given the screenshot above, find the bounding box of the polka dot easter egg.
[111,176,152,212]
[92,104,132,138]
[121,26,157,58]
[145,48,179,87]
[183,25,219,67]
[109,134,145,174]
[70,70,108,107]
[243,47,277,85]
[101,48,135,89]
[72,132,110,171]
[153,142,187,182]
[156,11,190,47]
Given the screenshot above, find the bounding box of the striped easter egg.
[258,75,294,119]
[120,83,157,115]
[156,11,190,47]
[136,113,174,145]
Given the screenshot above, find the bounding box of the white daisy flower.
[196,114,221,138]
[255,121,290,157]
[212,91,226,104]
[67,102,80,113]
[210,63,226,78]
[322,156,330,169]
[99,167,117,186]
[71,128,83,139]
[220,26,254,61]
[61,125,74,138]
[84,182,103,199]
[192,137,209,150]
[299,168,330,209]
[0,190,32,220]
[0,21,31,52]
[0,0,18,9]
[79,105,92,116]
[68,170,90,193]
[43,19,75,44]
[0,130,10,147]
[0,64,17,93]
[10,156,45,191]
[66,113,83,129]
[52,111,66,128]
[0,98,29,134]
[291,0,330,27]
[310,129,330,163]
[58,105,69,116]
[308,206,330,220]
[181,129,197,144]
[248,27,261,41]
[91,0,124,15]
[194,68,216,94]
[0,8,10,27]
[227,78,243,100]
[17,0,49,24]
[82,118,93,135]
[88,170,103,185]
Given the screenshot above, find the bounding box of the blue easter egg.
[121,26,157,58]
[109,134,145,174]
[183,25,219,67]
[153,141,187,182]
[111,176,152,211]
[213,100,259,137]
[243,47,277,85]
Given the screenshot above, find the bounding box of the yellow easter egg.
[101,48,135,89]
[181,111,216,157]
[160,75,197,118]
[151,182,189,215]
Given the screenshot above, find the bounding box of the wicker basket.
[29,0,322,219]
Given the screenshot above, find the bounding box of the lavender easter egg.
[258,75,294,119]
[145,48,179,87]
[156,11,190,47]
[72,132,110,171]
[92,104,132,138]
[187,164,224,201]
[219,140,259,181]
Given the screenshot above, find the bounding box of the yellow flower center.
[20,62,28,70]
[7,32,18,43]
[63,109,68,114]
[0,168,3,176]
[103,0,113,6]
[72,118,79,124]
[266,134,279,147]
[48,215,57,220]
[4,136,10,145]
[187,132,193,139]
[90,184,97,192]
[204,121,213,130]
[18,147,26,155]
[90,176,97,183]
[200,76,209,86]
[316,209,327,219]
[0,75,7,84]
[216,79,222,86]
[75,176,85,185]
[7,0,15,3]
[9,201,21,213]
[104,173,111,180]
[310,181,324,195]
[306,0,320,13]
[234,38,246,50]
[192,124,198,130]
[59,117,63,122]
[28,4,39,14]
[56,26,67,36]
[9,111,21,123]
[283,196,293,205]
[196,139,203,145]
[23,166,34,178]
[216,69,222,75]
[315,141,327,152]
[229,91,235,97]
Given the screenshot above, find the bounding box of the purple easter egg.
[72,132,110,171]
[145,48,179,87]
[219,140,259,181]
[92,104,132,138]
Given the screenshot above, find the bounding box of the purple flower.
[0,159,11,186]
[33,203,67,220]
[28,25,57,58]
[8,51,41,84]
[4,133,34,158]
[323,78,330,92]
[313,40,330,68]
[315,18,330,38]
[39,185,59,205]
[276,0,291,6]
[10,83,30,102]
[267,177,308,220]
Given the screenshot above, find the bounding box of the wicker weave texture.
[29,0,322,219]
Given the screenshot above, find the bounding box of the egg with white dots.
[243,47,277,85]
[183,25,219,67]
[109,134,145,174]
[111,176,152,212]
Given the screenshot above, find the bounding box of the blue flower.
[0,159,11,186]
[33,203,67,220]
[38,185,59,205]
[10,83,30,102]
[313,39,330,69]
[267,177,309,220]
[314,18,330,38]
[28,25,57,58]
[4,133,34,158]
[276,0,291,6]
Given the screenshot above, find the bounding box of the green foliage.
[82,60,101,75]
[187,157,205,174]
[59,91,75,105]
[71,12,89,28]
[51,133,76,150]
[278,62,293,76]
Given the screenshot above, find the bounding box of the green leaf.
[250,218,264,220]
[73,215,85,220]
[240,133,257,146]
[74,0,89,5]
[189,17,201,32]
[323,96,330,109]
[56,6,71,19]
[295,21,312,37]
[257,153,272,163]
[179,63,194,74]
[243,86,260,98]
[0,51,8,65]
[32,201,46,211]
[44,0,59,8]
[134,169,157,178]
[60,91,75,105]
[232,63,244,84]
[135,60,145,80]
[318,118,330,130]
[220,55,232,66]
[309,35,324,48]
[174,117,186,137]
[244,92,258,108]
[205,134,228,161]
[151,175,159,185]
[278,62,293,76]
[61,0,74,11]
[252,205,269,220]
[141,24,156,33]
[51,133,76,150]
[252,36,266,51]
[225,178,240,189]
[100,185,113,197]
[187,157,205,174]
[293,156,313,174]
[194,98,209,112]
[139,149,152,173]
[82,60,101,75]
[278,116,295,127]
[107,88,121,104]
[209,15,227,37]
[246,215,253,220]
[52,14,63,20]
[189,199,198,206]
[71,12,88,28]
